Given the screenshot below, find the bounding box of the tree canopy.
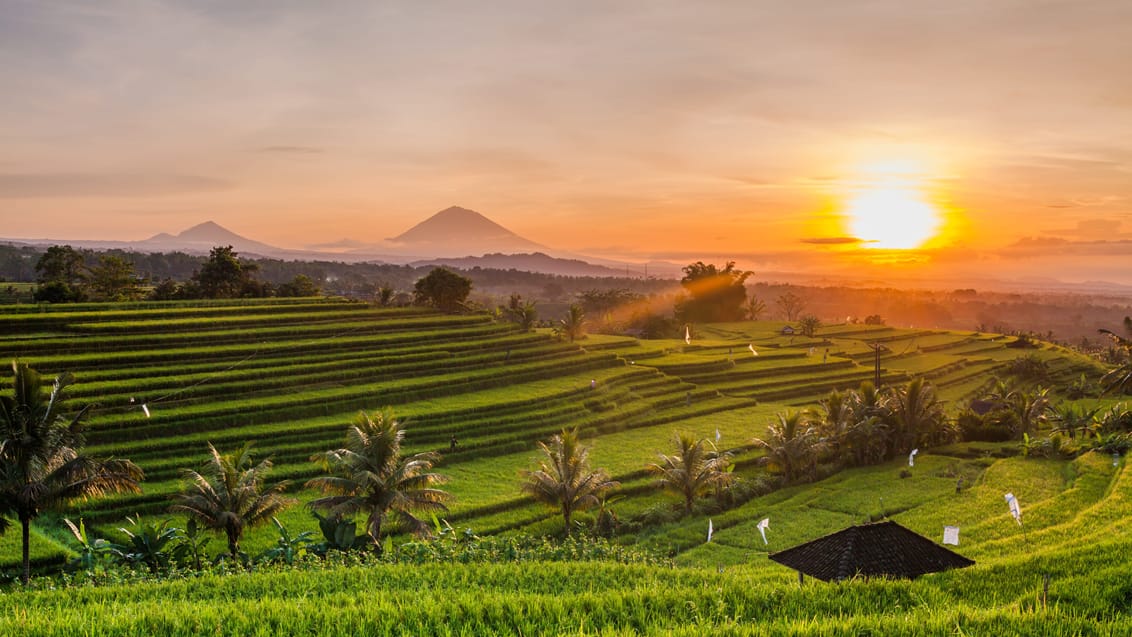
[413,268,472,312]
[674,261,752,323]
[191,246,267,299]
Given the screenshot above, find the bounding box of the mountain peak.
[175,221,244,241]
[140,220,281,256]
[387,207,544,256]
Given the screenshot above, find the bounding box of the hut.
[768,520,974,582]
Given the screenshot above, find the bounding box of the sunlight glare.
[846,187,940,249]
[842,157,943,250]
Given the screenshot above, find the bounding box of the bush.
[957,411,1014,442]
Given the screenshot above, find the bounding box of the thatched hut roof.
[767,520,974,582]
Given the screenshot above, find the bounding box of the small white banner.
[943,525,960,546]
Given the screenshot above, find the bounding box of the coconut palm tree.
[170,442,294,562]
[818,389,854,460]
[0,361,143,584]
[557,303,587,342]
[646,433,734,515]
[753,410,825,483]
[522,428,618,536]
[891,377,951,449]
[306,409,451,549]
[845,415,890,466]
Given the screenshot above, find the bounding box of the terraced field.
[0,299,1106,570]
[4,448,1132,635]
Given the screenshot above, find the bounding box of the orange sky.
[1,1,1130,284]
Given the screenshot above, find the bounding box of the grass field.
[0,298,1126,634]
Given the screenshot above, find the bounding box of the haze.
[2,1,1131,284]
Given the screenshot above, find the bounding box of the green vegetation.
[0,298,1127,634]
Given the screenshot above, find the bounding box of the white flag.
[1005,493,1022,525]
[715,429,721,443]
[748,344,758,356]
[943,525,960,546]
[685,325,691,345]
[141,403,150,418]
[908,448,919,467]
[757,517,770,545]
[707,519,714,542]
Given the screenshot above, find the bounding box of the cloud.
[256,146,323,154]
[0,173,233,198]
[1002,236,1132,257]
[800,237,866,246]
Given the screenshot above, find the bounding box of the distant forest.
[0,243,1128,346]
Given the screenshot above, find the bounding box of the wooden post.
[798,571,804,586]
[1043,573,1050,611]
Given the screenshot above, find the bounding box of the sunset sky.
[2,1,1130,284]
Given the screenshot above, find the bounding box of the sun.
[841,158,943,250]
[845,187,940,249]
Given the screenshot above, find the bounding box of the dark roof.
[969,399,1000,415]
[768,520,974,582]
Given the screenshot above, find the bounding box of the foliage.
[169,442,295,561]
[503,294,538,331]
[555,303,587,342]
[521,428,619,536]
[170,518,211,571]
[753,410,824,483]
[190,246,269,299]
[797,314,822,338]
[576,288,642,322]
[0,361,143,583]
[674,261,752,323]
[276,274,321,298]
[256,517,315,565]
[413,267,472,313]
[744,295,767,321]
[890,377,952,449]
[86,255,147,302]
[310,511,367,554]
[775,291,806,321]
[646,433,734,515]
[110,515,178,573]
[1050,403,1101,440]
[306,409,451,549]
[33,245,87,302]
[1099,327,1132,395]
[1007,353,1050,381]
[62,518,115,571]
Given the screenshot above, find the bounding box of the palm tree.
[646,433,734,515]
[753,410,825,483]
[891,378,951,450]
[170,442,294,562]
[846,415,890,466]
[522,428,618,536]
[818,389,854,459]
[557,304,587,342]
[0,361,143,584]
[306,409,451,549]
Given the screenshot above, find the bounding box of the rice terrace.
[3,293,1131,635]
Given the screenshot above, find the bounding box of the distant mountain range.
[0,206,681,278]
[140,221,284,256]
